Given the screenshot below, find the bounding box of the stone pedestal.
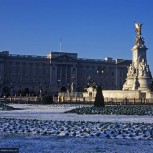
[138,77,152,90]
[123,23,152,91]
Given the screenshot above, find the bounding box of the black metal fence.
[1,96,153,105]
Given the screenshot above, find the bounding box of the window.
[112,72,114,76]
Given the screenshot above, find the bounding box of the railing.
[7,96,43,104]
[56,94,153,105]
[2,96,153,105]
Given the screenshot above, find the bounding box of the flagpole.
[60,35,62,52]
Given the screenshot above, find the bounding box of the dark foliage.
[61,86,67,92]
[42,96,53,104]
[94,86,105,107]
[150,81,153,92]
[0,103,15,111]
[65,105,153,115]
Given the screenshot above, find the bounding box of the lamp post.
[71,74,75,93]
[57,79,61,92]
[87,75,91,87]
[87,75,96,88]
[0,76,3,97]
[20,80,24,96]
[39,82,42,97]
[66,82,70,92]
[39,88,42,97]
[97,66,104,87]
[10,82,14,97]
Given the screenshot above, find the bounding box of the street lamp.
[97,66,104,87]
[87,75,96,88]
[71,74,75,93]
[67,82,70,92]
[10,82,14,97]
[57,79,61,92]
[39,82,42,97]
[87,75,91,87]
[39,89,42,97]
[0,76,3,97]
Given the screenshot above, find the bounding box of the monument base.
[83,87,153,103]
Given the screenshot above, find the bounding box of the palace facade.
[0,51,131,96]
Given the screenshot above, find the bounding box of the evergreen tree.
[150,81,153,92]
[94,86,105,107]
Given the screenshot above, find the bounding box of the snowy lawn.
[1,135,153,153]
[1,104,153,153]
[1,104,153,123]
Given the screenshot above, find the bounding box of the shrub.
[94,86,105,107]
[0,103,14,110]
[65,105,153,115]
[42,96,53,104]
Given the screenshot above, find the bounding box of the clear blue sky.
[0,0,153,71]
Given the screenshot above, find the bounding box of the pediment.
[52,55,77,62]
[116,60,132,65]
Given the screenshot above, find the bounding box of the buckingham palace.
[0,50,131,96]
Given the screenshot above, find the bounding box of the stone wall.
[84,89,153,103]
[58,88,153,103]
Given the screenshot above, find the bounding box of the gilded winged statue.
[135,22,143,36]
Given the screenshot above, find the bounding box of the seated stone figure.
[127,64,136,77]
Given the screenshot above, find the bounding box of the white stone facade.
[0,51,130,96]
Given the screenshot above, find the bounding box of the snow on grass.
[1,118,153,139]
[1,104,153,152]
[1,134,153,153]
[1,104,153,123]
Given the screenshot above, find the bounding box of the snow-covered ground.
[1,104,153,153]
[1,104,153,123]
